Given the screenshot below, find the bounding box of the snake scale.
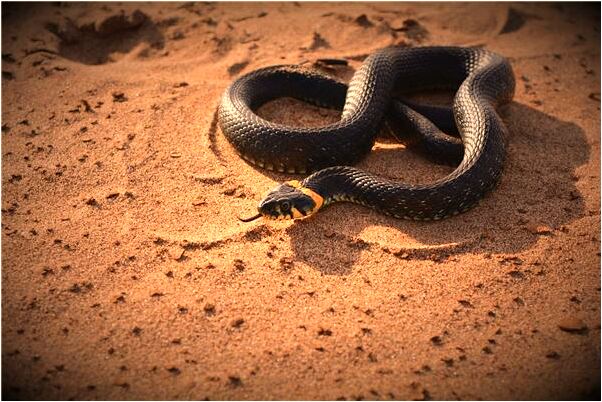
[218,46,515,222]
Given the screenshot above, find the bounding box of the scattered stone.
[393,19,429,42]
[231,318,245,328]
[167,367,181,375]
[174,82,189,88]
[546,351,561,359]
[525,222,553,235]
[203,303,216,316]
[2,71,15,80]
[318,328,332,336]
[228,376,242,387]
[153,237,167,245]
[81,99,94,113]
[307,32,330,51]
[279,256,294,271]
[408,382,431,401]
[500,255,523,265]
[558,317,588,334]
[191,174,224,184]
[430,335,443,346]
[458,300,473,308]
[589,92,600,102]
[112,92,127,102]
[223,187,237,196]
[69,282,93,293]
[132,326,142,336]
[8,174,22,183]
[507,270,525,279]
[41,267,54,277]
[355,14,373,27]
[172,248,187,262]
[233,259,245,271]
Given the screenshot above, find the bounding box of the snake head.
[240,181,324,222]
[259,181,324,220]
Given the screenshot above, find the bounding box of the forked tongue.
[238,212,262,222]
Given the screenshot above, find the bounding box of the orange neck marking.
[286,180,324,211]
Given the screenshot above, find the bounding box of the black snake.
[218,46,515,222]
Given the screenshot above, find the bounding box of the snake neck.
[299,130,505,220]
[300,166,372,207]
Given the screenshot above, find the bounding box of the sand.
[1,2,600,400]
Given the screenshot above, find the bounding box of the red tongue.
[238,212,262,222]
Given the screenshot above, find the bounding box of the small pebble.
[430,336,443,346]
[112,92,127,102]
[525,222,553,235]
[558,317,588,333]
[231,318,245,328]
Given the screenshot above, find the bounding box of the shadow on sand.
[249,102,590,275]
[2,3,165,65]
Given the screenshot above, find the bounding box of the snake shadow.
[266,102,590,275]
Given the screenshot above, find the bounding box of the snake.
[218,46,515,222]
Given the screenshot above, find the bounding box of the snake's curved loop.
[219,46,515,221]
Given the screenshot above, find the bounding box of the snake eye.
[281,201,291,211]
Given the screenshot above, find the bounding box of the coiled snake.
[218,46,515,222]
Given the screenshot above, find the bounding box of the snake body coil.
[218,46,515,221]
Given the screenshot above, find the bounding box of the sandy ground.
[1,2,600,400]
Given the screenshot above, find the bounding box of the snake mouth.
[237,211,297,222]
